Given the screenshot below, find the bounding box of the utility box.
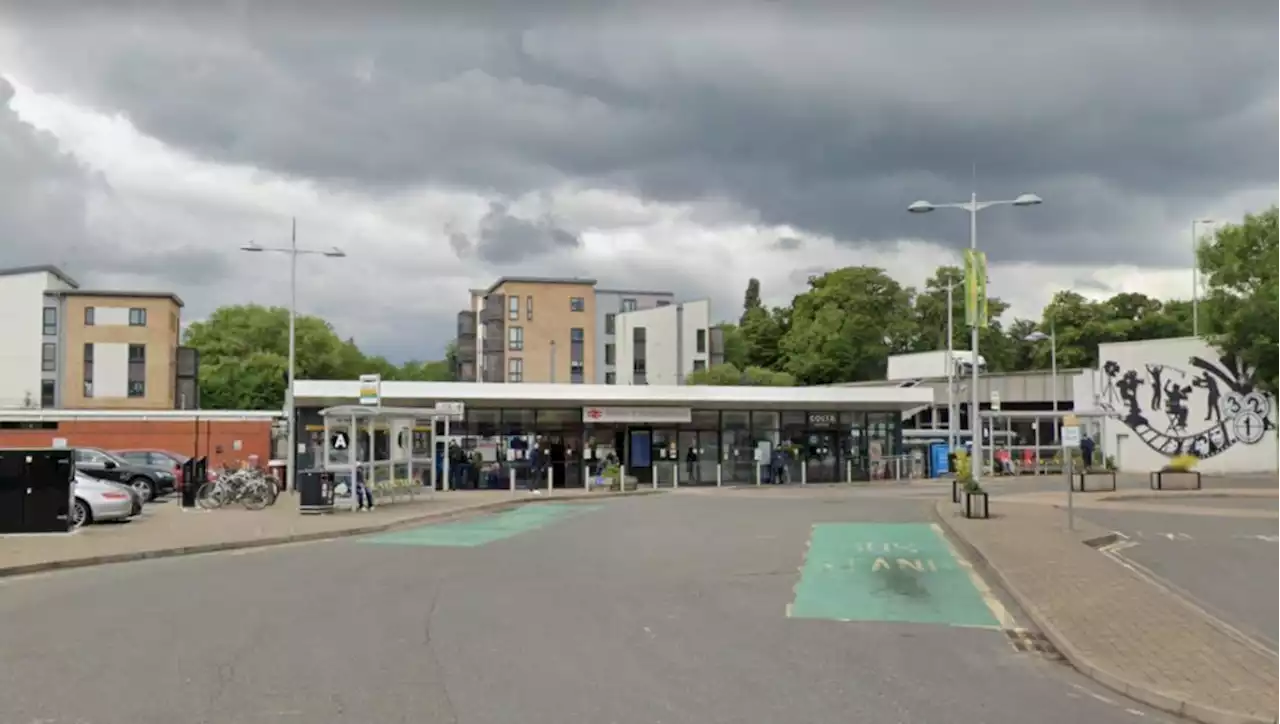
[0,449,75,534]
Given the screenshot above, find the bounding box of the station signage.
[582,406,693,424]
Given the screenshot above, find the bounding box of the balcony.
[456,310,477,339]
[479,294,506,323]
[482,335,505,353]
[455,344,476,363]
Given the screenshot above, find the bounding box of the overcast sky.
[1,2,1276,362]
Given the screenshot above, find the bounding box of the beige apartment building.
[457,277,598,383]
[52,291,184,410]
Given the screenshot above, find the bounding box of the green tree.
[778,266,916,384]
[1198,206,1279,394]
[910,265,1013,370]
[686,363,796,386]
[740,277,763,326]
[714,322,748,368]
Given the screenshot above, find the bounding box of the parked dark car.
[73,447,175,502]
[114,448,216,492]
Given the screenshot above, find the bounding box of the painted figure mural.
[1097,353,1275,460]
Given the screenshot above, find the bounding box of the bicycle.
[196,467,278,510]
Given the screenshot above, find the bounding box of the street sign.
[1063,413,1080,427]
[331,431,349,450]
[990,391,1001,412]
[1061,426,1081,448]
[434,401,465,419]
[358,373,382,406]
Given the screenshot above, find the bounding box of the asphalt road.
[1079,507,1279,652]
[0,492,1170,724]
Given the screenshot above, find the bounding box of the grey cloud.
[7,4,1275,270]
[773,236,804,251]
[450,202,582,265]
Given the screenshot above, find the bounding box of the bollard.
[620,464,628,491]
[800,463,807,485]
[652,471,658,490]
[672,462,679,489]
[716,462,722,487]
[583,464,590,492]
[846,460,853,483]
[509,467,516,493]
[755,464,761,486]
[547,466,554,493]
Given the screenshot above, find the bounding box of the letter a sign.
[331,432,349,451]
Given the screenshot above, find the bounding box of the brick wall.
[0,419,273,469]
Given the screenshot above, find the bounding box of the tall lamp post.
[909,192,1043,484]
[1024,324,1058,442]
[241,217,346,493]
[1190,217,1216,337]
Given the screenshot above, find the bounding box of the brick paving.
[0,489,620,575]
[937,499,1278,723]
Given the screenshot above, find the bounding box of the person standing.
[1080,434,1096,470]
[685,447,698,484]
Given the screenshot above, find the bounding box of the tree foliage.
[1198,206,1278,394]
[686,363,795,386]
[727,260,1203,386]
[183,304,452,410]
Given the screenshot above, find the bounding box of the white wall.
[0,272,60,407]
[614,300,710,385]
[1074,337,1277,474]
[92,342,130,399]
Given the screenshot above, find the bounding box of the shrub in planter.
[1104,455,1118,472]
[1162,454,1198,473]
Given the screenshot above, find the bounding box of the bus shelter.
[319,404,463,511]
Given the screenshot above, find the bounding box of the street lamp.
[240,217,347,494]
[1190,218,1216,337]
[1024,325,1058,441]
[908,191,1043,485]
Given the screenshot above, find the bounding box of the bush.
[954,450,983,493]
[1104,455,1117,471]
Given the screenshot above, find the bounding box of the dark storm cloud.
[4,2,1277,269]
[773,236,804,251]
[450,202,582,265]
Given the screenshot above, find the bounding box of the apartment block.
[0,265,186,410]
[594,289,675,385]
[455,277,598,384]
[613,299,714,386]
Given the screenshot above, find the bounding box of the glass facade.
[296,407,904,488]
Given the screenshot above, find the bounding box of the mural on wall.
[1096,353,1274,460]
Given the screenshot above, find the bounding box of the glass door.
[806,432,839,482]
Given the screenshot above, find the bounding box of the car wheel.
[130,476,155,502]
[72,498,92,529]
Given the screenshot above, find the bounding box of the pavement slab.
[935,498,1279,724]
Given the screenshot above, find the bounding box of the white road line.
[1125,708,1147,717]
[931,522,1016,631]
[1070,682,1116,705]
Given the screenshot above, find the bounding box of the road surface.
[0,491,1170,723]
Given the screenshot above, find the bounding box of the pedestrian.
[1080,434,1095,470]
[355,464,375,511]
[685,447,698,484]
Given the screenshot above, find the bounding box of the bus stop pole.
[442,416,451,492]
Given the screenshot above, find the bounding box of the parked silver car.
[71,473,138,528]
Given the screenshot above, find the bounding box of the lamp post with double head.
[240,217,347,494]
[1024,325,1058,441]
[908,192,1043,484]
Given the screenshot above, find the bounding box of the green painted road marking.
[362,503,601,547]
[789,522,999,628]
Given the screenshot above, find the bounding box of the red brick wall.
[0,420,273,469]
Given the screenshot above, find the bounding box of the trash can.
[297,469,335,514]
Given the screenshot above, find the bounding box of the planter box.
[962,490,989,519]
[1071,471,1117,492]
[1149,470,1202,491]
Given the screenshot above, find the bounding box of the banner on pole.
[963,248,989,329]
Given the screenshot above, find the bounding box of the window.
[128,343,146,398]
[633,326,646,344]
[621,298,637,312]
[40,380,55,408]
[570,328,584,343]
[83,343,94,398]
[633,358,646,373]
[507,357,523,383]
[526,295,533,320]
[696,328,707,353]
[84,307,95,326]
[605,372,616,385]
[128,307,147,326]
[508,326,524,351]
[508,296,519,321]
[569,296,585,312]
[656,300,671,307]
[74,449,111,465]
[604,343,615,365]
[604,313,616,335]
[693,360,707,372]
[41,343,56,372]
[42,307,57,336]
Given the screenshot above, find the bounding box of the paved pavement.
[1077,507,1279,652]
[0,491,1169,724]
[0,488,640,576]
[937,498,1278,724]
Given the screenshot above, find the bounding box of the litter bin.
[297,469,335,515]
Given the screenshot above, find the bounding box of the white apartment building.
[0,266,78,408]
[613,299,712,385]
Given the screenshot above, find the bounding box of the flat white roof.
[294,380,933,411]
